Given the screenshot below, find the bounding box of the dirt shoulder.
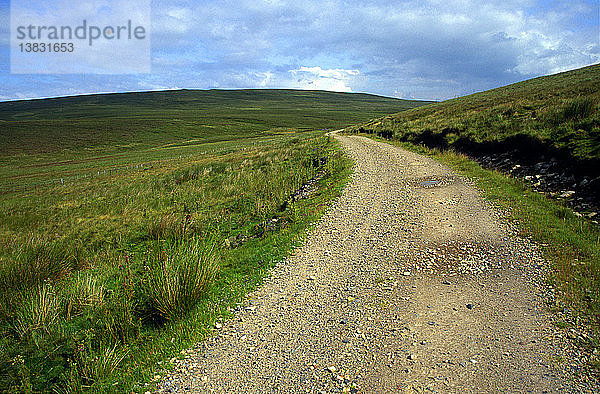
[159,134,579,393]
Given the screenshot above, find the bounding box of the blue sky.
[0,0,598,101]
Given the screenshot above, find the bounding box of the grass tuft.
[65,271,104,319]
[12,282,61,338]
[145,237,218,321]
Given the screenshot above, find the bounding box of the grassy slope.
[0,90,428,391]
[349,64,600,163]
[0,89,430,155]
[0,89,430,187]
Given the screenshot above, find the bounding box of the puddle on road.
[412,175,458,188]
[420,180,441,187]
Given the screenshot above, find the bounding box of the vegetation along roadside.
[0,132,354,391]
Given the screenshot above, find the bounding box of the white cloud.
[290,66,360,92]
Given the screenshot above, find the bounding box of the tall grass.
[0,133,351,391]
[560,97,595,122]
[0,236,84,321]
[145,237,218,321]
[65,271,104,319]
[12,282,61,338]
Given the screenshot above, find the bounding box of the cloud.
[290,66,360,92]
[0,0,598,100]
[148,0,599,99]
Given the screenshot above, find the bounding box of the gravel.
[157,134,590,393]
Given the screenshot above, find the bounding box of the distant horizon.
[2,64,596,104]
[0,86,439,104]
[1,1,598,102]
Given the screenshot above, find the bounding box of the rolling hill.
[0,89,432,155]
[0,89,431,188]
[349,64,600,163]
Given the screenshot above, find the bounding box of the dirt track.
[159,134,573,393]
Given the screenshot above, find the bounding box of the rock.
[407,354,415,360]
[442,280,451,285]
[308,275,316,281]
[560,191,575,198]
[466,304,474,310]
[215,322,222,329]
[327,366,337,373]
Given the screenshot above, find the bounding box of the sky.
[0,0,598,101]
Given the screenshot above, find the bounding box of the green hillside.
[349,64,600,163]
[0,89,431,155]
[0,89,430,188]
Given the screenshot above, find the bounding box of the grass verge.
[0,133,353,392]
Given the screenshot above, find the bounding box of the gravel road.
[158,134,576,393]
